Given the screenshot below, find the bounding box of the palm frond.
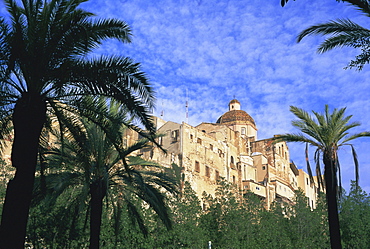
[350,144,360,187]
[344,0,370,17]
[341,131,370,144]
[314,149,324,194]
[336,157,342,199]
[126,200,148,236]
[305,143,315,185]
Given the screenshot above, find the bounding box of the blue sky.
[3,0,370,192]
[80,0,370,193]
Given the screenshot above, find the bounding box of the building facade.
[131,99,319,208]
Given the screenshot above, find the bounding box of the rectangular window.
[197,138,202,145]
[172,130,179,142]
[215,170,220,181]
[195,161,200,173]
[241,127,246,135]
[205,166,210,177]
[209,144,213,151]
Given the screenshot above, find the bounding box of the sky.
[3,0,370,192]
[79,0,370,193]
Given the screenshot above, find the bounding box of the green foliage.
[340,182,370,249]
[286,190,330,248]
[23,173,370,248]
[295,0,370,70]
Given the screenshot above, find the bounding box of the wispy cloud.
[32,0,370,192]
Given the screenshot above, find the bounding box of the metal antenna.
[186,89,189,123]
[160,100,164,118]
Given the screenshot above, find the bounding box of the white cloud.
[4,0,365,192]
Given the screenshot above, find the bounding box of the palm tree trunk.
[0,93,46,248]
[323,156,342,249]
[89,180,106,249]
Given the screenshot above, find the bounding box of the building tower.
[216,99,258,141]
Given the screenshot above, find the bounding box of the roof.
[216,109,256,126]
[229,99,240,105]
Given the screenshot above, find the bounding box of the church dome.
[216,99,256,127]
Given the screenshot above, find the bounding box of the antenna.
[160,100,164,118]
[186,89,189,124]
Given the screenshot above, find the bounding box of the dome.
[216,110,256,126]
[229,99,240,105]
[216,99,256,127]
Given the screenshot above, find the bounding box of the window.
[197,138,202,145]
[262,166,266,170]
[195,161,200,173]
[171,130,179,142]
[209,144,213,151]
[232,176,236,184]
[190,134,193,140]
[230,156,235,168]
[158,136,163,146]
[205,166,210,177]
[218,149,223,157]
[241,127,246,135]
[256,186,260,190]
[215,170,220,181]
[306,178,309,185]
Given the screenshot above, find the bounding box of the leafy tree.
[256,203,292,249]
[296,0,370,70]
[287,189,330,248]
[275,105,370,249]
[36,112,176,248]
[199,179,265,248]
[147,181,207,249]
[340,182,370,248]
[0,0,156,247]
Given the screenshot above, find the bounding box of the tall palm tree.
[274,105,370,249]
[35,104,177,248]
[0,0,156,247]
[296,0,370,70]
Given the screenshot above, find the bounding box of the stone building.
[0,99,319,208]
[132,99,319,208]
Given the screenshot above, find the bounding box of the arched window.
[241,127,246,135]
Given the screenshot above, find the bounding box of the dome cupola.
[217,99,256,127]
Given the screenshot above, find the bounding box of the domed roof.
[216,99,256,127]
[229,99,240,105]
[216,110,256,126]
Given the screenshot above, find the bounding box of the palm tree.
[0,0,156,247]
[296,0,370,70]
[35,104,177,248]
[274,105,370,249]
